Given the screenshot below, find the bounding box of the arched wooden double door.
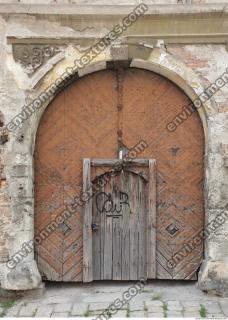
[34,68,204,282]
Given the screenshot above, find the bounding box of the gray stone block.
[166,311,183,317]
[220,301,228,316]
[71,303,89,316]
[207,313,225,318]
[183,311,200,317]
[167,305,183,311]
[36,306,53,317]
[54,303,72,313]
[146,300,163,307]
[112,310,127,317]
[89,302,110,311]
[184,306,200,312]
[5,305,21,317]
[128,299,145,311]
[167,300,182,307]
[110,44,128,61]
[147,312,164,317]
[130,310,146,317]
[204,301,222,313]
[146,306,163,313]
[19,304,39,317]
[51,312,69,317]
[182,300,201,307]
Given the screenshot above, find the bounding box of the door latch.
[91,223,99,231]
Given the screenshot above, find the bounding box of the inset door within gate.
[83,158,156,282]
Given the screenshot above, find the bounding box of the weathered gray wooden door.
[83,159,156,282]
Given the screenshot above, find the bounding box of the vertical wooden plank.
[104,218,113,279]
[112,173,122,280]
[129,172,138,280]
[121,170,130,280]
[147,159,156,279]
[138,175,147,279]
[92,169,101,280]
[100,180,105,280]
[83,159,93,282]
[103,176,113,279]
[112,217,122,280]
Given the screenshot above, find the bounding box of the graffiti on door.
[95,190,131,217]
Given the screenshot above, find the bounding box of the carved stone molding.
[12,44,65,76]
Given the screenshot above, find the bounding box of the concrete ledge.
[0,282,45,299]
[5,4,228,47]
[0,3,228,16]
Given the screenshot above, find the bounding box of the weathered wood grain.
[112,173,122,280]
[83,159,93,282]
[91,159,149,167]
[92,169,101,280]
[120,171,129,280]
[147,160,156,279]
[129,172,139,280]
[138,175,147,279]
[91,161,151,281]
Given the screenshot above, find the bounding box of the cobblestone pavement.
[2,280,228,318]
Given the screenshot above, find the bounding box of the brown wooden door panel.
[91,169,148,280]
[34,68,204,281]
[84,159,156,281]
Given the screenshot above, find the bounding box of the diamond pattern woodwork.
[34,68,204,281]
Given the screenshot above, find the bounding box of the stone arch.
[3,44,212,291]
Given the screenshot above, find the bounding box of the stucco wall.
[0,3,227,295]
